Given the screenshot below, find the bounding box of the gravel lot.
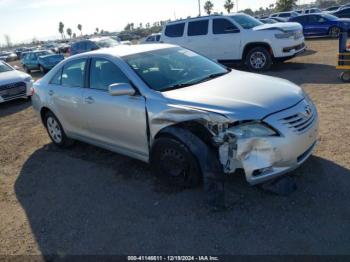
[1,39,350,256]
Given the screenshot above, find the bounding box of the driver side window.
[89,58,129,91]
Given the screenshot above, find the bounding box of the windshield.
[96,38,120,48]
[322,14,338,21]
[124,47,229,92]
[36,51,52,56]
[0,62,13,73]
[230,14,263,29]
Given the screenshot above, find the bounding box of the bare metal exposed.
[31,44,319,188]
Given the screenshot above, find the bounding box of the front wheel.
[150,137,202,188]
[44,111,74,147]
[340,71,350,82]
[245,47,272,71]
[329,26,340,38]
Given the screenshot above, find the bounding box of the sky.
[0,0,312,45]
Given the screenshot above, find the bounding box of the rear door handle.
[85,96,95,104]
[48,90,54,96]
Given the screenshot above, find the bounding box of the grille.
[280,105,315,134]
[0,82,26,99]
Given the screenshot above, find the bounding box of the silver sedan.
[32,44,318,189]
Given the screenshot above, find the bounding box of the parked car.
[160,14,305,71]
[31,44,319,189]
[0,60,33,103]
[259,18,277,24]
[289,13,350,38]
[141,33,161,44]
[303,8,322,14]
[270,11,299,20]
[58,43,70,53]
[332,7,350,18]
[270,17,289,22]
[22,50,64,73]
[0,51,18,62]
[69,37,120,55]
[43,43,60,53]
[324,6,341,12]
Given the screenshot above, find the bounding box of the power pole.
[198,0,201,16]
[236,0,239,12]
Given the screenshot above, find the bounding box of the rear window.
[279,13,290,17]
[165,23,185,37]
[188,20,209,36]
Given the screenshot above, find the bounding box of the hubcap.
[47,117,62,143]
[250,51,267,69]
[160,148,188,179]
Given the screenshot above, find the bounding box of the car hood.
[162,70,304,121]
[253,22,302,31]
[0,70,30,85]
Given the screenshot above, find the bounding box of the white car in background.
[141,33,161,44]
[0,61,33,103]
[161,13,305,71]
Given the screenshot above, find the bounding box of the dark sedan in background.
[289,13,350,37]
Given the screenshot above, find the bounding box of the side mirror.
[108,83,135,96]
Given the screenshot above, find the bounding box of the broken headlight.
[228,122,277,138]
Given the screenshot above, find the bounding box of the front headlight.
[228,122,278,138]
[275,31,294,39]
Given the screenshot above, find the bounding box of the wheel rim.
[47,117,62,143]
[342,72,350,82]
[159,148,189,181]
[330,27,340,38]
[250,51,267,69]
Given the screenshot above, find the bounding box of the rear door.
[47,58,87,135]
[81,57,148,156]
[185,19,210,57]
[210,18,241,60]
[162,22,186,47]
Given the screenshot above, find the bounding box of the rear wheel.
[44,111,74,147]
[245,46,272,71]
[340,71,350,82]
[329,26,340,38]
[151,137,202,188]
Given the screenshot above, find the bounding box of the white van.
[160,13,305,71]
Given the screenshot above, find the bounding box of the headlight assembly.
[228,122,278,138]
[275,32,294,39]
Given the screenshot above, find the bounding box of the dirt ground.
[1,39,350,256]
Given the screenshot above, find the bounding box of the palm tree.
[224,0,234,13]
[204,0,214,15]
[77,24,82,36]
[66,28,72,39]
[95,27,99,34]
[58,22,65,39]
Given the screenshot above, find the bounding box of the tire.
[23,66,30,74]
[150,137,202,188]
[39,65,46,74]
[44,111,74,148]
[329,26,340,38]
[340,71,350,82]
[245,46,272,71]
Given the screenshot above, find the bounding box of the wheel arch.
[242,42,274,60]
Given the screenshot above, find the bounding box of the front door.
[81,58,148,157]
[210,18,241,61]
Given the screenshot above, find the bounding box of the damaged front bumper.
[216,99,319,185]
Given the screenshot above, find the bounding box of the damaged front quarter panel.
[148,103,285,186]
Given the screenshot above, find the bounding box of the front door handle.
[48,90,54,96]
[85,96,95,104]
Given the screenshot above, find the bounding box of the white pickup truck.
[160,13,305,71]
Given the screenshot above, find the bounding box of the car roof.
[67,44,177,60]
[166,13,248,24]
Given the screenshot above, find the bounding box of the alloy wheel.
[47,116,63,144]
[250,51,267,69]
